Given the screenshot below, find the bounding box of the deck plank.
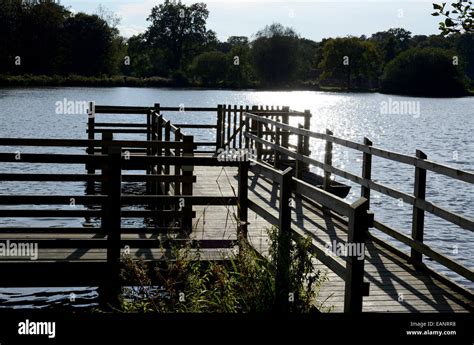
[0,165,472,312]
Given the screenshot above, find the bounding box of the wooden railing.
[249,160,371,313]
[0,138,248,240]
[89,103,309,155]
[219,105,310,156]
[0,137,250,304]
[244,112,474,289]
[88,103,218,154]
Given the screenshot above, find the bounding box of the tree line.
[0,0,472,96]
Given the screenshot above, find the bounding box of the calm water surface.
[0,87,472,307]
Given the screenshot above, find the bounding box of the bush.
[380,47,468,96]
[0,74,174,87]
[171,70,189,87]
[118,227,331,313]
[251,24,300,86]
[189,51,228,86]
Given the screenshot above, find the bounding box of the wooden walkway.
[1,165,470,311]
[0,103,472,312]
[189,166,473,312]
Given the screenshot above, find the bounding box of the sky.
[60,0,443,41]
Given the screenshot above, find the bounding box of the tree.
[63,13,119,76]
[17,1,70,74]
[369,28,412,65]
[318,37,381,89]
[251,23,300,86]
[432,1,473,35]
[380,47,468,96]
[146,1,217,72]
[0,0,23,74]
[296,38,318,80]
[227,36,249,47]
[125,34,168,77]
[226,43,254,87]
[0,1,123,76]
[455,33,474,80]
[189,51,228,85]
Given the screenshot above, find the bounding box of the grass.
[0,74,368,92]
[114,227,332,313]
[0,74,174,87]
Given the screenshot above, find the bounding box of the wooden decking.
[1,103,472,312]
[0,166,471,312]
[190,166,473,312]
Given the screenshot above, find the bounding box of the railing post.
[251,106,258,150]
[152,104,160,146]
[100,145,122,308]
[87,101,95,174]
[216,105,223,152]
[275,167,293,313]
[146,109,153,195]
[164,121,171,195]
[146,106,151,192]
[146,107,151,142]
[239,105,244,149]
[238,161,249,243]
[233,105,238,148]
[296,124,304,179]
[181,135,194,231]
[99,131,113,200]
[344,197,369,313]
[244,114,250,150]
[174,128,182,195]
[157,114,163,179]
[152,104,160,201]
[361,137,373,207]
[274,124,281,168]
[226,105,231,148]
[302,110,311,172]
[323,129,333,191]
[281,106,290,162]
[411,150,427,264]
[256,120,263,161]
[101,131,113,154]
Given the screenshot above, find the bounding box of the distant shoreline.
[0,75,472,97]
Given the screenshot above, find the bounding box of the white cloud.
[119,24,147,38]
[116,0,157,18]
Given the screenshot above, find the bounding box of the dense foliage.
[0,0,124,76]
[380,47,469,96]
[431,1,473,36]
[0,0,472,95]
[118,228,331,313]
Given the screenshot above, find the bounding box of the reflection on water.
[0,87,472,307]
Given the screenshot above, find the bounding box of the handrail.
[0,138,194,149]
[248,159,369,312]
[245,111,473,293]
[244,112,474,184]
[246,132,474,231]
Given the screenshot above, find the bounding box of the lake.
[0,87,472,308]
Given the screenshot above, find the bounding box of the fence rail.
[249,160,370,312]
[0,102,471,312]
[244,111,474,287]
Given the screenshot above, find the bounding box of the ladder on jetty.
[0,103,472,312]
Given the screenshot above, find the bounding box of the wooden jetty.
[0,103,472,312]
